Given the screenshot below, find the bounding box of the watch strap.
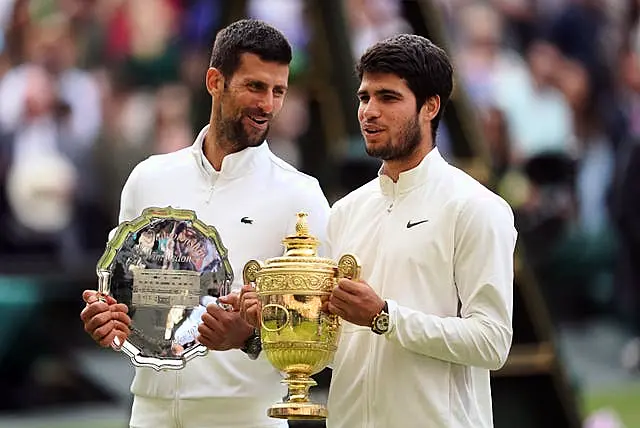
[241,329,262,360]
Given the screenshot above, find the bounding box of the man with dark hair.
[80,19,329,428]
[324,34,517,427]
[240,34,517,427]
[355,34,453,145]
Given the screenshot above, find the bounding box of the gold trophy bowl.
[242,212,360,420]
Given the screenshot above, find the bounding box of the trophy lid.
[282,212,320,258]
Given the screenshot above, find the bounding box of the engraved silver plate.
[96,207,233,371]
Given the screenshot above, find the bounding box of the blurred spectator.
[610,29,640,372]
[495,39,575,162]
[103,0,182,88]
[0,13,101,267]
[556,59,616,236]
[488,0,537,51]
[454,3,575,163]
[345,0,412,58]
[545,0,612,97]
[248,0,309,79]
[454,1,526,107]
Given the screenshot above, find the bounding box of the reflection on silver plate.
[96,206,233,371]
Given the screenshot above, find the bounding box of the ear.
[420,95,441,123]
[205,67,225,97]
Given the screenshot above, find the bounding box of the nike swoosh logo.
[406,220,429,228]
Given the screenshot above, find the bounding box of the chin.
[235,137,266,151]
[248,130,268,145]
[247,139,265,147]
[365,140,387,153]
[242,125,269,145]
[251,131,269,146]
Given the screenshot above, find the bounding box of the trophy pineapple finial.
[295,212,309,236]
[281,212,318,257]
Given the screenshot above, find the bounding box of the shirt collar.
[191,125,270,183]
[378,147,445,196]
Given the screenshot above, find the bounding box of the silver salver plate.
[96,206,233,371]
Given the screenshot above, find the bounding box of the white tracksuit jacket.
[326,148,517,428]
[116,125,330,427]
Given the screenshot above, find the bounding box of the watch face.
[248,336,261,351]
[243,335,262,360]
[375,314,389,332]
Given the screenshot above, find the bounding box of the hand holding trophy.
[80,290,131,348]
[86,206,235,371]
[241,212,360,420]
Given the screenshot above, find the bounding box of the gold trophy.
[242,212,360,420]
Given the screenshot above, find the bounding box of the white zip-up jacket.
[116,125,330,427]
[326,148,517,428]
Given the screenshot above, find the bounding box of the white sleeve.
[107,162,144,241]
[385,196,517,370]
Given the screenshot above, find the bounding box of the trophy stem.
[284,373,316,402]
[267,373,328,420]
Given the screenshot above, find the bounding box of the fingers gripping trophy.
[242,212,360,420]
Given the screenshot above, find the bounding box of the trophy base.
[267,402,328,420]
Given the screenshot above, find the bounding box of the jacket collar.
[378,147,445,196]
[191,125,270,183]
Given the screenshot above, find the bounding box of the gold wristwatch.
[371,301,390,335]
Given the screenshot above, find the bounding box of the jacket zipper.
[369,184,398,425]
[206,183,215,204]
[363,183,398,427]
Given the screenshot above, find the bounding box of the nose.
[257,92,274,115]
[360,99,381,121]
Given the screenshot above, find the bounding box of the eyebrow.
[246,79,288,92]
[357,89,403,98]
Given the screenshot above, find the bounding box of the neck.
[382,143,434,182]
[203,124,232,171]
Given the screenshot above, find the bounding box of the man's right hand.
[239,284,261,329]
[80,290,131,348]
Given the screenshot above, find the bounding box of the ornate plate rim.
[96,206,233,371]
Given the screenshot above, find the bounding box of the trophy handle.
[243,259,264,285]
[96,269,124,350]
[96,269,111,303]
[336,254,361,281]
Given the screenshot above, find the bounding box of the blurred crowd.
[0,0,639,372]
[440,0,640,373]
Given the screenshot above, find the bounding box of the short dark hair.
[209,19,292,79]
[356,34,453,142]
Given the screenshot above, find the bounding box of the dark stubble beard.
[215,93,270,153]
[365,114,422,161]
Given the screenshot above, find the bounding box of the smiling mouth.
[249,116,268,125]
[363,128,384,136]
[247,116,269,128]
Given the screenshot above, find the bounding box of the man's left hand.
[326,278,385,327]
[197,299,253,351]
